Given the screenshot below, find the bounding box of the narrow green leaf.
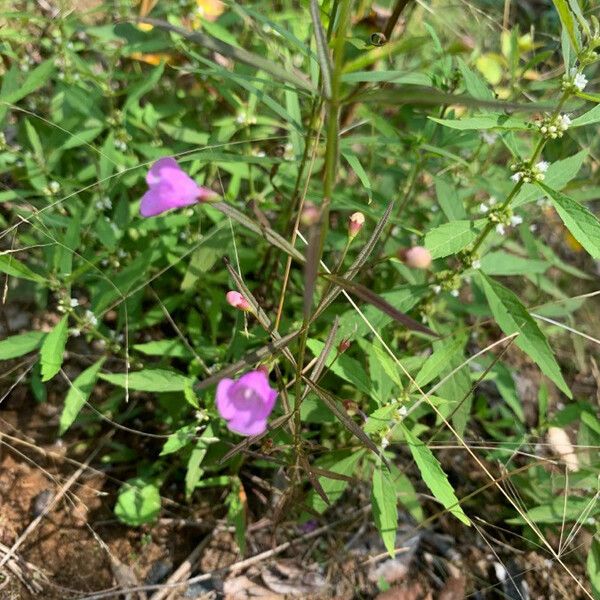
[457,58,495,101]
[59,358,105,435]
[479,273,571,397]
[0,331,45,360]
[0,255,45,283]
[414,335,467,389]
[588,536,600,599]
[372,463,398,557]
[430,114,529,131]
[100,369,191,392]
[480,251,548,276]
[185,424,215,500]
[0,59,54,105]
[552,0,580,51]
[571,103,600,127]
[40,316,69,382]
[424,219,485,259]
[539,183,600,259]
[402,425,471,525]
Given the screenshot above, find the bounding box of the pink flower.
[402,246,432,269]
[348,212,365,238]
[216,370,278,436]
[140,157,218,217]
[226,291,252,312]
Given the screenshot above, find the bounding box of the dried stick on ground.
[150,536,211,600]
[0,541,49,595]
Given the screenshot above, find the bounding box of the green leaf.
[185,424,215,500]
[414,335,467,389]
[430,114,528,130]
[309,0,332,98]
[160,424,197,456]
[457,58,495,101]
[424,219,484,259]
[307,451,364,514]
[479,273,571,397]
[226,477,247,554]
[402,425,471,525]
[513,150,588,207]
[480,251,548,276]
[0,255,45,283]
[507,495,598,524]
[115,478,161,526]
[59,358,105,435]
[0,60,54,105]
[0,331,45,360]
[552,0,580,52]
[571,103,600,127]
[588,536,600,600]
[434,176,466,221]
[100,369,191,392]
[40,316,69,382]
[539,183,600,259]
[372,463,398,557]
[123,62,165,111]
[133,339,193,359]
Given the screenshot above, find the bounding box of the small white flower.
[450,289,460,297]
[69,328,81,337]
[433,284,442,295]
[496,224,506,235]
[482,131,498,145]
[69,297,79,307]
[381,437,390,450]
[511,172,522,182]
[84,310,98,327]
[397,405,408,418]
[557,114,571,130]
[479,203,489,213]
[510,215,523,226]
[536,161,549,173]
[49,181,60,194]
[529,224,537,232]
[573,70,588,91]
[472,259,481,270]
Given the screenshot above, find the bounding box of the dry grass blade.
[308,316,339,384]
[302,376,386,464]
[300,455,331,506]
[219,413,293,463]
[309,0,333,98]
[303,224,321,320]
[195,331,300,392]
[215,201,306,264]
[325,274,438,337]
[139,18,316,94]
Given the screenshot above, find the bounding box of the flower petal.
[215,378,236,419]
[139,183,175,217]
[226,415,268,436]
[146,157,181,186]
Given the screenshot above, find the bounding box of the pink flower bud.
[300,202,320,227]
[256,364,270,376]
[402,246,432,269]
[348,212,365,238]
[226,291,252,312]
[338,338,351,353]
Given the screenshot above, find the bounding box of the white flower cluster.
[235,110,257,126]
[510,160,549,183]
[562,68,588,92]
[538,114,571,139]
[95,196,112,210]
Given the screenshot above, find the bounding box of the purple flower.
[216,370,278,436]
[140,157,218,217]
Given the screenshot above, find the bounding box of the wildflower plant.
[1,0,600,594]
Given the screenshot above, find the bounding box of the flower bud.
[348,212,365,238]
[402,246,432,269]
[338,338,351,353]
[226,291,252,312]
[300,202,320,227]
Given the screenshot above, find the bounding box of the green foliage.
[1,0,599,587]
